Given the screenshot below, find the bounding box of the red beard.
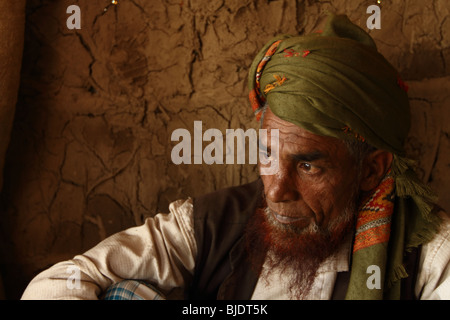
[245,203,356,299]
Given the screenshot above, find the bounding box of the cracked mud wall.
[0,0,449,299]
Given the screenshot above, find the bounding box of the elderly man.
[22,14,449,300]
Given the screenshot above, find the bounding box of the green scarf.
[248,14,441,299]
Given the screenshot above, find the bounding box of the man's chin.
[245,205,356,299]
[264,206,323,240]
[266,207,314,232]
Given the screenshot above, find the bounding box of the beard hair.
[245,188,359,300]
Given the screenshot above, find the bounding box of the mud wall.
[0,0,449,299]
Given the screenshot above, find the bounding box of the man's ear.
[359,150,393,192]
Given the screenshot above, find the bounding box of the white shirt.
[21,198,450,300]
[251,234,352,300]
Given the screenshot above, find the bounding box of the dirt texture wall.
[0,0,449,299]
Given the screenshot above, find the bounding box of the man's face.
[247,107,363,298]
[259,107,361,236]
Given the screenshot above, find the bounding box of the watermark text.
[171,121,279,175]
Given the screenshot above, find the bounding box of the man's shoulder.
[424,210,450,252]
[435,210,450,240]
[420,210,450,272]
[417,210,450,299]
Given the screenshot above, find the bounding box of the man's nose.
[264,162,300,203]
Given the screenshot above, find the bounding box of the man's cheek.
[300,187,335,223]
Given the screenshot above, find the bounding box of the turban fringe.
[248,14,441,299]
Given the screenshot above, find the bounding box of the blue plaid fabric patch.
[103,280,165,300]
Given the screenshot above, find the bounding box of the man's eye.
[298,162,311,171]
[297,162,320,174]
[259,147,272,159]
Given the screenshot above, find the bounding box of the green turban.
[248,14,441,299]
[248,14,410,155]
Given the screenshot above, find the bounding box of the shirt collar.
[316,233,353,274]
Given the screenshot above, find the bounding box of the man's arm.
[21,198,196,300]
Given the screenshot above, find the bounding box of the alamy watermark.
[170,121,279,175]
[66,5,81,30]
[66,4,381,31]
[66,265,81,290]
[366,265,381,290]
[366,5,381,30]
